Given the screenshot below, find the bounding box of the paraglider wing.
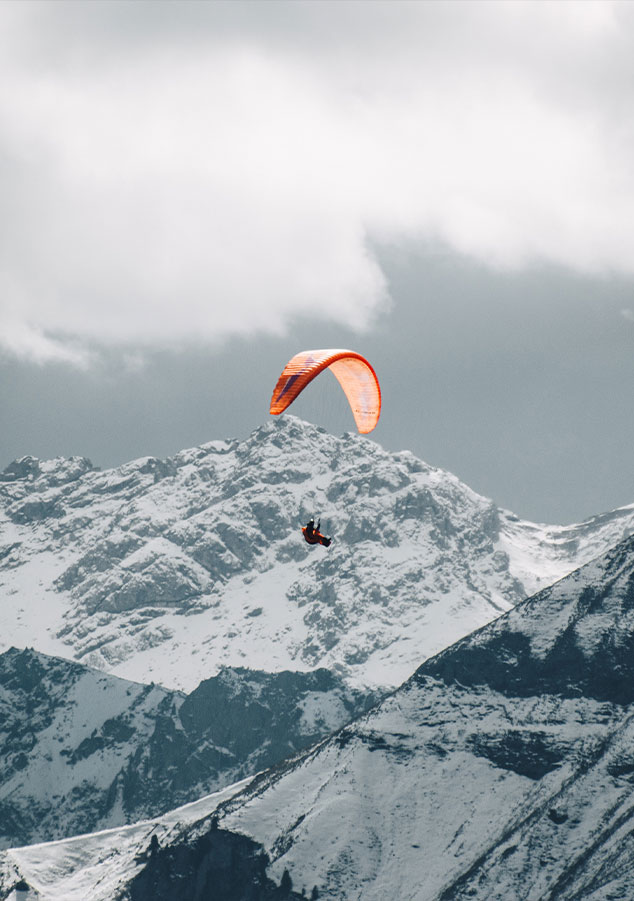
[269,349,381,434]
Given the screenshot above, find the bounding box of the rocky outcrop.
[0,648,376,849]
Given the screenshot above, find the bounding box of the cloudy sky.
[1,0,634,523]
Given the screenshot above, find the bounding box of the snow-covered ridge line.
[0,782,244,901]
[7,532,634,899]
[2,415,634,693]
[0,646,376,849]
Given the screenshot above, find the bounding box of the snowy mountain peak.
[1,454,96,487]
[7,531,634,899]
[2,416,634,693]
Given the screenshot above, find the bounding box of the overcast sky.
[1,1,634,524]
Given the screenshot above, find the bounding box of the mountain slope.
[2,416,634,693]
[216,533,634,900]
[0,648,375,850]
[5,533,634,898]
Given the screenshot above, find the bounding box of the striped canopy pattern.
[269,348,381,434]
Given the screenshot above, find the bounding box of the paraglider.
[270,348,380,550]
[269,349,381,434]
[302,518,331,548]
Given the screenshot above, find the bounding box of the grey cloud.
[1,1,634,365]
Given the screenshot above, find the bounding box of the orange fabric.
[269,349,381,433]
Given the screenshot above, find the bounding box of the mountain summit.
[2,416,634,692]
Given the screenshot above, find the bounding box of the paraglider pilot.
[303,518,331,548]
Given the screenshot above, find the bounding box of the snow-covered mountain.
[2,415,634,693]
[6,532,634,900]
[0,647,375,849]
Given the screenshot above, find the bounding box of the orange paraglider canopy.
[269,349,381,434]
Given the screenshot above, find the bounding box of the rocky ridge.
[0,647,375,849]
[5,534,634,898]
[2,416,634,693]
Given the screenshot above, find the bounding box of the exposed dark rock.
[126,827,305,901]
[1,457,41,481]
[469,731,566,780]
[0,649,378,849]
[8,499,65,524]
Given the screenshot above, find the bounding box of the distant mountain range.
[0,648,376,850]
[3,417,634,898]
[2,415,634,694]
[4,531,634,899]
